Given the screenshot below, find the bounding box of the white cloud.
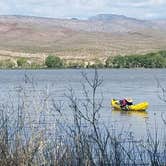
[150,0,165,5]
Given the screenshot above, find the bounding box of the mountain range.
[0,14,166,64]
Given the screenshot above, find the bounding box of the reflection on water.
[112,110,148,118]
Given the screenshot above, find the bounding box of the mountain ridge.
[1,14,166,32]
[0,14,166,64]
[89,14,143,21]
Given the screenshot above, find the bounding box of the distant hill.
[89,14,139,21]
[0,14,166,64]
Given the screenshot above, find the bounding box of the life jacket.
[120,99,127,107]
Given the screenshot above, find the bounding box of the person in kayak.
[119,98,133,110]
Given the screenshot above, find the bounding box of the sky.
[0,0,166,20]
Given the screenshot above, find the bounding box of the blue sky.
[0,0,166,19]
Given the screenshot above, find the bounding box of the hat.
[126,98,133,103]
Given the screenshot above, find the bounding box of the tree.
[17,58,28,67]
[45,55,64,68]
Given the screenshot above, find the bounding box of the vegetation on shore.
[45,50,166,69]
[0,50,166,69]
[106,50,166,68]
[45,55,64,68]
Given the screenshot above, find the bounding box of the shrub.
[105,55,125,68]
[45,55,64,68]
[105,56,113,68]
[17,57,28,67]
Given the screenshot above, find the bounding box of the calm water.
[0,69,166,140]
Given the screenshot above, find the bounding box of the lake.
[0,69,166,141]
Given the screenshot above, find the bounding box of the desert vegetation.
[17,57,29,68]
[0,70,165,165]
[45,55,64,68]
[0,59,15,69]
[0,50,166,69]
[106,50,166,68]
[44,50,166,69]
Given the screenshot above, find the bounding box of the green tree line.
[105,51,166,68]
[45,51,166,69]
[0,51,166,69]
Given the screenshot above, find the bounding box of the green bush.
[17,58,28,67]
[45,55,64,68]
[105,55,126,68]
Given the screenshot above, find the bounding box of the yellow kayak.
[111,99,149,112]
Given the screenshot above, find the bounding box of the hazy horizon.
[0,0,166,20]
[0,13,165,21]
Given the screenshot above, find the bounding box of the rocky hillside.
[0,14,166,64]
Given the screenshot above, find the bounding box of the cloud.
[150,0,166,5]
[0,0,165,19]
